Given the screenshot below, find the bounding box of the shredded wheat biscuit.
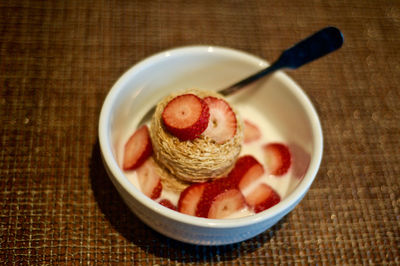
[150,88,243,183]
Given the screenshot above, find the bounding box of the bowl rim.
[99,45,323,228]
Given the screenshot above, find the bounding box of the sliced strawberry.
[195,177,232,218]
[159,199,177,211]
[203,96,237,144]
[263,143,291,176]
[191,156,260,218]
[207,189,246,219]
[228,155,280,213]
[288,143,311,179]
[122,125,153,170]
[243,120,262,143]
[162,94,210,141]
[234,160,280,212]
[237,162,265,192]
[227,155,261,185]
[177,183,207,216]
[244,183,280,213]
[136,159,162,199]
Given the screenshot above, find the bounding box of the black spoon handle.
[219,27,344,96]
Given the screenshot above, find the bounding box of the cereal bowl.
[98,46,323,245]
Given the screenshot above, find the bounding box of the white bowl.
[98,46,323,245]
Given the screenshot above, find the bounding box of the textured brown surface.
[1,0,399,264]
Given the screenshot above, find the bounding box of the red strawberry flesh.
[245,183,281,213]
[288,143,311,179]
[263,143,291,176]
[122,125,153,170]
[243,120,262,143]
[162,94,210,141]
[232,157,280,213]
[159,199,177,211]
[175,154,283,218]
[227,155,280,213]
[228,155,261,185]
[237,163,265,193]
[136,159,162,199]
[207,189,246,219]
[178,183,207,216]
[203,96,237,144]
[195,177,233,218]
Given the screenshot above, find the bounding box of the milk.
[121,103,304,218]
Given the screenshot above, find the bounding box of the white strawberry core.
[203,97,237,144]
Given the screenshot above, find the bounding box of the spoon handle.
[219,27,343,96]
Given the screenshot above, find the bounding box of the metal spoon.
[219,26,343,96]
[139,27,343,124]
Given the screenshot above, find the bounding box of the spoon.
[219,26,343,95]
[139,26,343,124]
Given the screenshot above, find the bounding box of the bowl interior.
[100,45,322,223]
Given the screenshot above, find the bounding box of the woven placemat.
[1,0,399,264]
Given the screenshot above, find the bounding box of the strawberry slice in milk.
[136,158,163,200]
[122,125,152,170]
[178,183,207,216]
[263,143,292,176]
[243,119,262,143]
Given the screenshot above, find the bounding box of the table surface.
[1,0,399,264]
